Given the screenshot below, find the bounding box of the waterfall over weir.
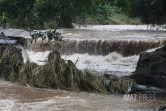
[1,25,166,111]
[32,39,163,56]
[30,25,166,56]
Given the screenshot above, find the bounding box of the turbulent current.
[1,25,166,111]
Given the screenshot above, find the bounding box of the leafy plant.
[30,30,62,42]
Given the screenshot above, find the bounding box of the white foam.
[27,51,50,65]
[27,51,139,77]
[62,52,139,76]
[0,99,16,111]
[75,25,166,31]
[17,96,88,111]
[146,45,164,52]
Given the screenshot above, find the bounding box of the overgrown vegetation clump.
[110,78,137,94]
[0,46,23,82]
[0,46,107,92]
[20,50,107,92]
[0,45,137,94]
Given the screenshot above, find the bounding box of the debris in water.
[19,50,107,92]
[0,46,142,94]
[0,46,23,82]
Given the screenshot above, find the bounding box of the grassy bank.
[73,13,141,27]
[108,13,141,25]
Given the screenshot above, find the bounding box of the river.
[0,25,166,111]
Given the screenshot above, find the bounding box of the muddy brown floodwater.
[1,25,166,111]
[0,79,166,111]
[61,25,166,41]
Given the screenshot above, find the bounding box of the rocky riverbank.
[130,45,166,89]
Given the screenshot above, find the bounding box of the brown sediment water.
[31,26,166,56]
[1,25,166,111]
[0,79,166,111]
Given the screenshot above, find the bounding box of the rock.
[155,105,166,111]
[130,45,166,88]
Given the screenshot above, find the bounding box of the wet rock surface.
[155,105,166,111]
[130,45,166,88]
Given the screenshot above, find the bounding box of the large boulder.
[130,45,166,88]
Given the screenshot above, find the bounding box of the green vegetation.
[0,0,165,28]
[109,13,141,25]
[110,0,166,25]
[73,5,141,26]
[0,0,108,29]
[0,0,166,29]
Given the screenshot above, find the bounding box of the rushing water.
[1,79,166,111]
[1,25,166,111]
[27,51,138,77]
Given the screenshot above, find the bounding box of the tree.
[34,0,108,28]
[126,0,166,25]
[0,0,108,29]
[0,0,36,28]
[108,0,130,13]
[109,0,166,25]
